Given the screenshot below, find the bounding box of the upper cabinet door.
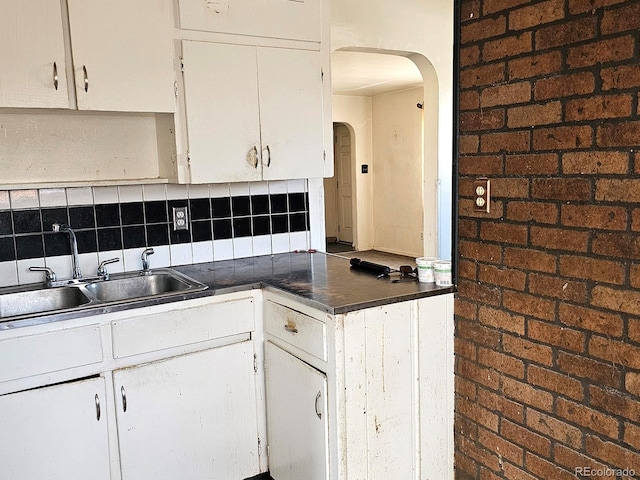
[258,47,324,180]
[0,0,70,108]
[178,0,321,42]
[67,0,176,112]
[181,41,262,183]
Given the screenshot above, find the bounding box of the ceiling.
[331,51,423,97]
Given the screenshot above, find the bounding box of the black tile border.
[0,192,310,260]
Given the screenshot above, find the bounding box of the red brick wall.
[455,0,640,478]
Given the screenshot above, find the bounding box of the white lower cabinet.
[114,341,260,480]
[265,341,328,480]
[0,376,111,480]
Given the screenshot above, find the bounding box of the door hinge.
[321,67,324,84]
[180,57,185,73]
[253,354,258,373]
[323,149,326,162]
[267,445,270,457]
[174,81,178,98]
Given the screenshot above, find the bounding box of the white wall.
[372,87,424,258]
[330,0,453,259]
[330,95,374,251]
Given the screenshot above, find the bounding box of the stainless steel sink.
[84,269,208,303]
[0,286,92,319]
[0,268,208,325]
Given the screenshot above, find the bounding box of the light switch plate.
[172,206,189,231]
[473,178,490,213]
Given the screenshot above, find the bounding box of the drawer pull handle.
[315,391,322,419]
[284,322,298,334]
[83,65,89,92]
[121,386,127,412]
[95,394,101,421]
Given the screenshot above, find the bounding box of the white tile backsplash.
[287,179,306,193]
[253,235,272,256]
[189,184,209,199]
[38,188,66,208]
[192,241,214,263]
[93,186,119,204]
[0,261,18,287]
[10,190,39,209]
[0,191,9,210]
[268,180,288,194]
[170,244,193,266]
[66,187,93,206]
[143,184,166,201]
[150,245,171,268]
[122,247,147,272]
[166,184,188,201]
[233,237,253,258]
[289,231,309,251]
[249,181,269,195]
[213,239,234,261]
[97,251,125,275]
[229,182,250,197]
[118,185,143,203]
[210,183,230,198]
[271,233,290,254]
[17,259,45,285]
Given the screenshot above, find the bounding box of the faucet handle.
[29,266,57,284]
[97,257,120,279]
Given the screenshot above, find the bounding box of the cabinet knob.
[247,146,259,168]
[284,320,298,334]
[264,145,271,167]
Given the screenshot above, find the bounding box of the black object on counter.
[349,258,391,277]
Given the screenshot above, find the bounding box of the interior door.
[0,0,70,108]
[335,124,354,244]
[265,341,328,480]
[182,40,262,183]
[0,376,111,480]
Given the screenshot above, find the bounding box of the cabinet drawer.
[112,297,254,358]
[265,301,326,361]
[0,325,103,383]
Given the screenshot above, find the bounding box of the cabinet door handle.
[83,65,89,92]
[95,394,101,421]
[247,145,259,168]
[284,321,298,334]
[53,62,59,90]
[121,386,127,412]
[315,391,322,419]
[265,145,271,167]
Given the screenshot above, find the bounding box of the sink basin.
[0,286,91,319]
[84,270,207,303]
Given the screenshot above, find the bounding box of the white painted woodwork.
[265,300,327,361]
[0,324,102,383]
[181,41,262,183]
[264,291,455,480]
[181,41,324,183]
[265,341,328,480]
[0,376,111,480]
[335,124,354,243]
[178,0,321,43]
[0,112,163,186]
[114,342,260,480]
[112,295,254,358]
[66,0,175,112]
[0,0,70,108]
[258,47,325,180]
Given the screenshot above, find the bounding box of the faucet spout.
[52,223,82,279]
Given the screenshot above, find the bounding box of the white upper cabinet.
[178,0,321,42]
[181,41,325,183]
[67,0,176,112]
[0,0,70,108]
[0,0,175,112]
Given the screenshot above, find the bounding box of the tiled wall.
[0,180,310,287]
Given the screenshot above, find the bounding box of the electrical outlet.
[473,178,490,213]
[172,206,189,231]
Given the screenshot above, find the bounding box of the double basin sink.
[0,269,208,325]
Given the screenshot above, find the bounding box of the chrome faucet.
[141,248,154,274]
[52,223,82,279]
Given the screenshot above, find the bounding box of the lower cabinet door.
[114,342,260,480]
[0,376,111,480]
[265,341,328,480]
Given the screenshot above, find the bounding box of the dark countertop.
[0,252,454,330]
[175,252,454,315]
